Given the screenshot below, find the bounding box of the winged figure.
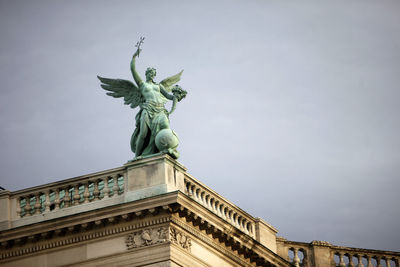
[98,43,187,160]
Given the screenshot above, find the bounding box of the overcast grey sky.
[0,0,399,252]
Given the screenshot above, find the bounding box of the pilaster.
[0,191,11,230]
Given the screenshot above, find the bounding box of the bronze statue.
[98,38,187,160]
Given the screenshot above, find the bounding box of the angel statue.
[97,39,187,160]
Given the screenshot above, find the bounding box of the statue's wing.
[97,76,143,108]
[159,70,183,92]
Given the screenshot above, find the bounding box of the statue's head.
[145,67,156,81]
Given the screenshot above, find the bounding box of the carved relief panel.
[125,226,191,252]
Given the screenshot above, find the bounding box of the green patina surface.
[98,38,187,160]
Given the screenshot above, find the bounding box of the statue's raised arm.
[130,48,143,87]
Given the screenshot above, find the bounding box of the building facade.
[0,155,399,266]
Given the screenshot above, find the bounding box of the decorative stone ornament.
[125,226,169,249]
[170,227,192,251]
[125,226,192,252]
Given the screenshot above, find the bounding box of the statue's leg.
[135,111,149,157]
[159,113,170,130]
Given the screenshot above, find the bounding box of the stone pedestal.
[124,155,187,202]
[255,218,278,253]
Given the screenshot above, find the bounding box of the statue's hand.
[172,85,187,102]
[133,48,142,58]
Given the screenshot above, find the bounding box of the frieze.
[0,216,171,261]
[125,226,192,252]
[126,227,169,249]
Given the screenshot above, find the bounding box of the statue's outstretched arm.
[130,49,143,86]
[160,84,174,100]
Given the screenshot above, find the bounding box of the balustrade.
[14,171,125,218]
[184,176,255,237]
[278,240,400,267]
[332,250,399,267]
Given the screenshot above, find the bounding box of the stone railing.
[276,238,400,267]
[0,165,127,231]
[183,173,256,238]
[13,167,126,218]
[331,245,400,267]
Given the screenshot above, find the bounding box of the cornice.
[173,193,291,267]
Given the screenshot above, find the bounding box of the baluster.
[349,254,355,267]
[228,210,233,222]
[93,180,100,200]
[240,218,245,232]
[205,195,210,208]
[103,177,110,199]
[120,174,125,193]
[64,187,71,208]
[293,247,300,267]
[377,256,382,267]
[73,184,80,205]
[236,215,241,228]
[44,191,51,212]
[25,196,32,216]
[187,183,192,196]
[232,213,236,225]
[339,253,346,267]
[190,185,195,198]
[216,203,221,216]
[185,181,190,195]
[243,220,249,234]
[34,193,41,214]
[83,182,90,203]
[244,222,250,235]
[249,223,254,235]
[215,201,220,216]
[16,197,22,218]
[200,191,204,204]
[220,205,226,219]
[357,255,365,267]
[395,258,400,267]
[54,189,60,210]
[112,175,119,196]
[385,258,391,267]
[366,255,373,267]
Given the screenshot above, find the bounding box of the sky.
[0,0,399,252]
